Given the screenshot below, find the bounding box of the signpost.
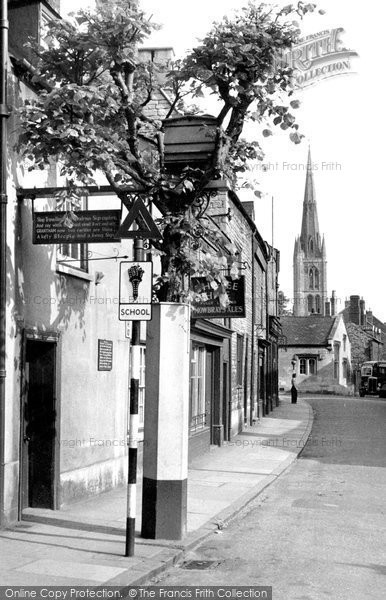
[32,210,122,244]
[118,197,161,557]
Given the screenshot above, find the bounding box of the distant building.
[279,314,353,394]
[340,296,385,390]
[280,147,352,394]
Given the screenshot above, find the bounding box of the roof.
[280,315,336,346]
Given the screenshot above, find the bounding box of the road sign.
[119,261,153,321]
[118,198,162,240]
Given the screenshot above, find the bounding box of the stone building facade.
[0,1,281,526]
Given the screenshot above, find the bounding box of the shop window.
[190,344,207,431]
[237,335,244,386]
[128,345,146,430]
[138,346,146,428]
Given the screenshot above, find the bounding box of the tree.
[17,0,319,302]
[278,290,292,316]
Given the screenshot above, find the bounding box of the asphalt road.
[151,395,386,600]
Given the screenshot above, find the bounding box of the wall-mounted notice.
[97,339,113,371]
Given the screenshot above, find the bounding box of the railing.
[190,412,208,433]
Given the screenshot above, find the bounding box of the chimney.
[330,290,336,316]
[349,295,360,324]
[325,301,331,316]
[366,310,373,326]
[138,47,175,85]
[360,298,366,326]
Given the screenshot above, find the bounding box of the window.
[58,241,88,271]
[309,237,314,254]
[308,295,314,313]
[299,357,318,376]
[138,346,146,428]
[190,344,207,431]
[342,358,348,379]
[343,334,347,352]
[237,335,244,386]
[56,195,88,272]
[334,342,340,379]
[315,295,321,314]
[315,269,319,289]
[309,269,314,289]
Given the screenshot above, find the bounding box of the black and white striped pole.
[125,236,144,557]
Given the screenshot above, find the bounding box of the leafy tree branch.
[16,0,320,303]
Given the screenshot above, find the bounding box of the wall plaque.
[98,339,113,371]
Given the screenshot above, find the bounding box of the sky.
[62,1,386,321]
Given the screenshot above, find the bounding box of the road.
[150,395,386,600]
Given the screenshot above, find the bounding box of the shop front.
[189,319,233,462]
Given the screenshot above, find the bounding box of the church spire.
[293,144,328,317]
[300,146,321,252]
[303,146,316,204]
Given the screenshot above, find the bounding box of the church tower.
[293,148,327,316]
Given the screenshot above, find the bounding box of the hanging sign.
[119,261,153,321]
[33,210,121,244]
[191,276,246,319]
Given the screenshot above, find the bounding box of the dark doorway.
[205,350,214,443]
[222,362,229,441]
[21,340,57,510]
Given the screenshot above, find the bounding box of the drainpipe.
[250,233,255,426]
[0,0,8,527]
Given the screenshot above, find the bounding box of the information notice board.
[97,339,113,371]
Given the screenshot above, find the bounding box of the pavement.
[0,396,313,587]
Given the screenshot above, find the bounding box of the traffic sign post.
[119,197,161,557]
[125,239,145,557]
